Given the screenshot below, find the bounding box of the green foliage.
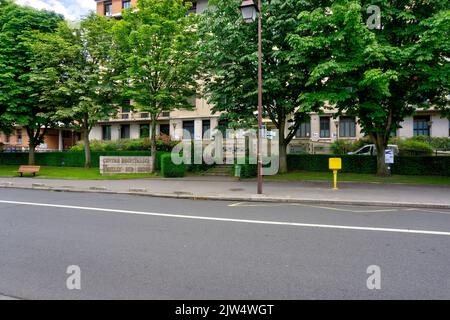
[0,151,167,170]
[392,156,450,176]
[198,0,320,172]
[113,0,200,169]
[0,0,63,159]
[288,0,450,174]
[331,140,359,155]
[404,136,450,150]
[70,137,178,153]
[287,154,377,174]
[161,153,185,178]
[392,138,434,156]
[287,154,449,176]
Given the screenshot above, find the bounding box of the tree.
[29,14,119,168]
[198,0,324,173]
[113,0,200,172]
[0,0,63,164]
[289,0,449,176]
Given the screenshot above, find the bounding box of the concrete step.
[202,165,233,177]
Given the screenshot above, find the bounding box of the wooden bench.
[17,166,41,177]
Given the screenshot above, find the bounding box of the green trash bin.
[234,165,241,178]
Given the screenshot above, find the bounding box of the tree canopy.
[288,0,449,175]
[199,0,335,173]
[113,0,200,171]
[29,13,119,167]
[0,0,63,163]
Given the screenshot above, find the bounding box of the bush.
[287,154,449,176]
[403,136,450,151]
[161,153,185,178]
[70,136,178,153]
[330,137,372,155]
[394,139,434,156]
[0,151,167,171]
[288,154,377,174]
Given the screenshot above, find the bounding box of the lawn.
[266,171,450,186]
[0,165,159,180]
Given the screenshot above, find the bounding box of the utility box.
[329,158,342,171]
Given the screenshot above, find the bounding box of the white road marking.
[1,200,450,237]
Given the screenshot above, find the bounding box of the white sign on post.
[385,149,394,164]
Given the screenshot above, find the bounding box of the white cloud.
[15,0,96,21]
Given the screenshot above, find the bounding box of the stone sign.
[100,156,153,175]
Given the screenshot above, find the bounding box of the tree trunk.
[374,136,389,176]
[28,140,36,165]
[150,116,157,173]
[84,128,91,168]
[278,118,287,174]
[279,142,288,174]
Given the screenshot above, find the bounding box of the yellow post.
[329,158,342,190]
[333,170,338,190]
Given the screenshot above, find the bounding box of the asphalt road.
[0,188,450,300]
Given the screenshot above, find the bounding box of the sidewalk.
[1,176,449,209]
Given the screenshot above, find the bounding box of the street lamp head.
[240,0,258,23]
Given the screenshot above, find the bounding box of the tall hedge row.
[287,154,450,176]
[0,151,168,170]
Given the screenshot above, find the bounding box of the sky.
[15,0,96,21]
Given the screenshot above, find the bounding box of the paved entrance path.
[1,176,449,209]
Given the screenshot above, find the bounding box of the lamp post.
[240,0,263,195]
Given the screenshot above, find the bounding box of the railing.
[103,112,171,122]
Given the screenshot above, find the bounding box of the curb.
[1,184,450,210]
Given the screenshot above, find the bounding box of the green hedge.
[234,157,273,178]
[391,156,450,176]
[161,153,185,178]
[287,154,377,174]
[0,151,168,170]
[287,154,450,176]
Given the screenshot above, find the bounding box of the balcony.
[99,111,170,123]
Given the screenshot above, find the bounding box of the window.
[162,111,170,117]
[339,117,356,137]
[16,129,22,144]
[160,124,170,136]
[5,134,10,144]
[320,117,331,138]
[104,2,112,16]
[102,125,111,141]
[140,124,150,138]
[356,145,372,155]
[413,116,430,136]
[120,124,130,139]
[202,120,211,139]
[183,120,194,139]
[296,121,311,138]
[62,130,72,139]
[140,113,149,119]
[121,100,131,119]
[122,0,131,9]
